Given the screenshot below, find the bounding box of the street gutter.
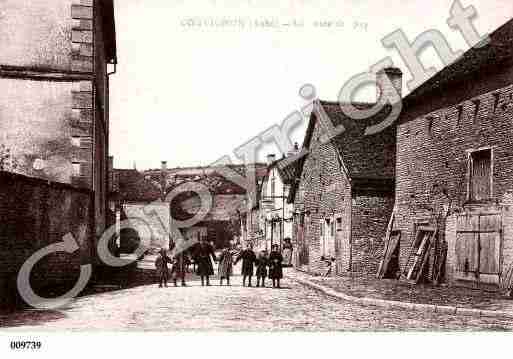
[288,273,513,320]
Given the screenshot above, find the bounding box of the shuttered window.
[469,149,492,201]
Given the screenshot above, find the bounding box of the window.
[469,149,492,201]
[72,162,82,177]
[271,176,276,198]
[456,105,463,127]
[336,217,342,232]
[427,116,434,136]
[472,99,481,123]
[71,136,81,147]
[493,93,500,113]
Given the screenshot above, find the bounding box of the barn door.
[478,214,501,283]
[455,213,501,284]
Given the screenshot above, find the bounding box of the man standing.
[155,248,172,288]
[235,244,257,287]
[194,238,217,286]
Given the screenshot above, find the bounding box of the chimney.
[266,154,276,166]
[287,142,300,157]
[161,161,167,171]
[376,67,402,103]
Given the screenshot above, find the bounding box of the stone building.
[381,19,513,289]
[289,69,399,275]
[0,0,116,309]
[0,0,117,237]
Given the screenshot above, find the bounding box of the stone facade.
[291,98,396,276]
[0,0,116,310]
[390,20,513,288]
[0,171,94,309]
[0,0,116,237]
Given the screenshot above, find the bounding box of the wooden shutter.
[319,219,325,257]
[470,150,491,201]
[328,217,335,258]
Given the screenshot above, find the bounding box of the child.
[255,250,269,287]
[269,244,284,288]
[218,247,234,286]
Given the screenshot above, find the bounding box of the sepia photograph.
[1,0,513,356]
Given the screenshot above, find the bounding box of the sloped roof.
[143,163,267,196]
[274,152,303,185]
[319,101,396,180]
[288,101,396,202]
[405,18,513,106]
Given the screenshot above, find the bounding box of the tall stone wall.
[0,171,94,310]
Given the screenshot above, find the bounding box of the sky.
[109,0,513,170]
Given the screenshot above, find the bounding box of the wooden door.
[319,219,325,257]
[478,214,501,283]
[298,214,309,266]
[455,213,501,284]
[455,215,479,278]
[327,217,336,259]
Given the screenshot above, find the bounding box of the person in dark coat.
[255,250,269,288]
[194,238,217,286]
[155,248,173,288]
[234,244,257,287]
[269,244,284,288]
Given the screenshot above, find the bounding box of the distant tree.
[0,144,19,172]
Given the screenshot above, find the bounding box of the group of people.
[155,238,284,289]
[232,244,284,288]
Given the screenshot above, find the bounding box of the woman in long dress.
[218,247,234,286]
[282,238,293,267]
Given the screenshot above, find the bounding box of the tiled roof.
[287,101,396,202]
[405,18,513,104]
[317,101,396,180]
[274,152,303,185]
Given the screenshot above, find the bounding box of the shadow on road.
[0,309,66,328]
